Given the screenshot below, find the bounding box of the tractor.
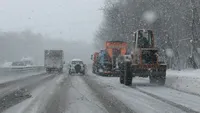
[117,29,167,86]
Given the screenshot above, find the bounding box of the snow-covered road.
[2,73,111,113]
[0,70,45,84]
[85,69,200,113]
[0,69,199,113]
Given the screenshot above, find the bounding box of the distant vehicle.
[12,61,26,66]
[11,57,33,67]
[20,57,33,66]
[44,50,64,73]
[1,62,12,68]
[68,59,86,75]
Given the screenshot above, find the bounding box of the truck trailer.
[44,50,64,73]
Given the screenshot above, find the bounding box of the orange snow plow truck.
[91,52,99,74]
[105,41,127,71]
[91,41,128,76]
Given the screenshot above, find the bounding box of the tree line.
[95,0,200,69]
[0,30,94,65]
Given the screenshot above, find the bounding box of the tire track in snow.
[43,73,109,113]
[19,73,63,113]
[44,74,68,113]
[134,87,199,113]
[87,73,192,113]
[130,77,200,113]
[0,73,56,112]
[131,75,200,97]
[68,75,108,113]
[83,75,135,113]
[165,85,200,97]
[131,76,200,112]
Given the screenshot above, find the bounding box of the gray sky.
[0,0,104,43]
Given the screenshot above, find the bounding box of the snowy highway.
[2,0,200,113]
[0,69,200,113]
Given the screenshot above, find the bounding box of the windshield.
[1,0,200,113]
[138,30,153,48]
[71,61,83,64]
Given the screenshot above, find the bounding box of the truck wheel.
[158,73,166,85]
[149,75,156,84]
[119,65,124,84]
[69,70,71,75]
[124,62,132,86]
[120,71,124,84]
[46,68,48,73]
[46,68,50,73]
[92,67,95,74]
[58,68,63,73]
[82,71,85,75]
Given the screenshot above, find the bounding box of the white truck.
[44,50,64,73]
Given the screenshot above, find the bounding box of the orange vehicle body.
[92,41,128,76]
[105,41,128,58]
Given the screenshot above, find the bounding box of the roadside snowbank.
[87,72,187,113]
[88,69,200,95]
[167,69,200,77]
[166,69,200,95]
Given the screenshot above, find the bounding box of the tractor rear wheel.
[119,71,124,84]
[149,75,156,84]
[157,73,166,85]
[124,62,132,86]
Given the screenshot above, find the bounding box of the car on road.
[68,59,86,75]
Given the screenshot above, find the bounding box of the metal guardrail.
[0,66,44,74]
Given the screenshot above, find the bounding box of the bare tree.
[95,0,200,69]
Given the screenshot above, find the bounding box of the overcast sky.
[0,0,104,43]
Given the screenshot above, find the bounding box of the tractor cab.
[133,30,154,48]
[132,30,158,65]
